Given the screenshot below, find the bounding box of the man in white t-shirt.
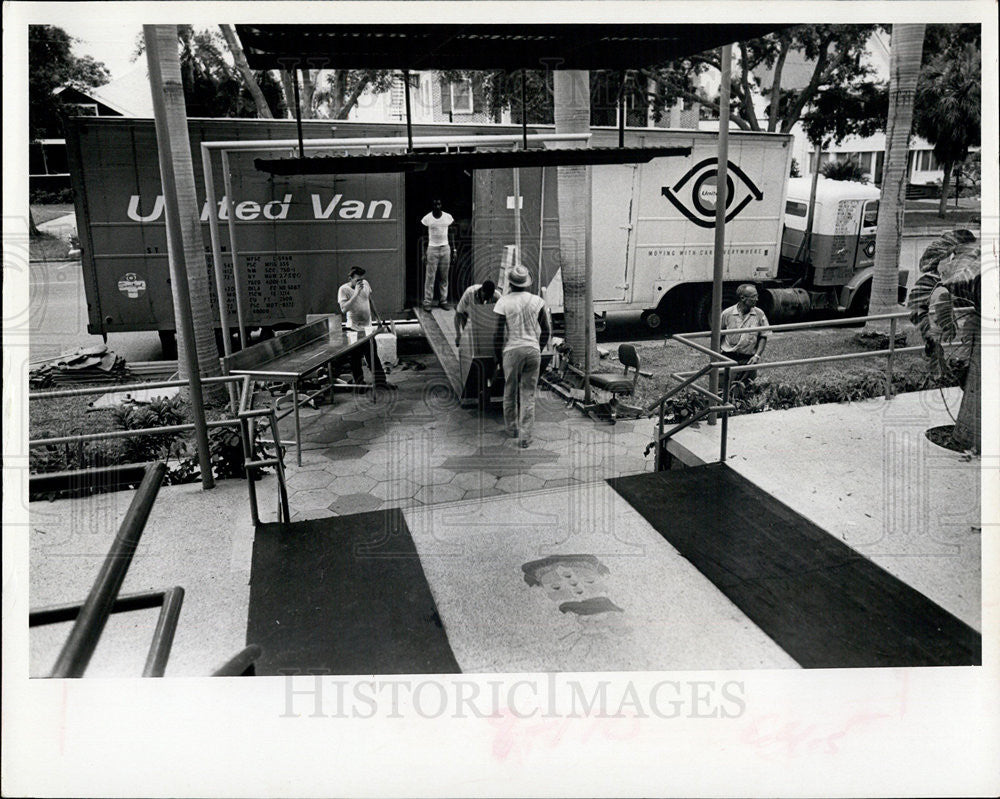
[336,266,395,389]
[420,198,456,311]
[493,265,550,448]
[453,279,501,348]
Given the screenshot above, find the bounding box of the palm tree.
[914,42,981,218]
[553,70,596,370]
[866,24,925,332]
[144,25,222,384]
[219,25,274,118]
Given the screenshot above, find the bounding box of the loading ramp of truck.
[413,306,498,409]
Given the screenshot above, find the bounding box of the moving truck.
[66,118,903,353]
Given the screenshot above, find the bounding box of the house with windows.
[31,66,153,194]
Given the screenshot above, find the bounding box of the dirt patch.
[925,424,967,453]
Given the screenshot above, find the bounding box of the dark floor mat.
[608,464,981,669]
[247,508,460,675]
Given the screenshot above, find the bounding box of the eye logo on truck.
[661,158,764,228]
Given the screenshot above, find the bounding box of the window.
[916,150,939,171]
[450,80,473,114]
[862,201,879,228]
[785,200,809,218]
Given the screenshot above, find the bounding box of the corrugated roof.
[236,24,785,71]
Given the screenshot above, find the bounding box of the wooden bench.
[222,316,381,465]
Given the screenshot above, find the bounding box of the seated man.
[720,284,769,383]
[453,279,501,348]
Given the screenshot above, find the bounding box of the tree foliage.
[641,24,886,137]
[821,157,869,182]
[29,25,111,138]
[913,26,980,215]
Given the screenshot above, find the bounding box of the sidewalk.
[28,382,983,675]
[667,386,982,630]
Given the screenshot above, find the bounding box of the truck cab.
[779,176,899,314]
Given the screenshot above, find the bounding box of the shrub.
[821,158,868,183]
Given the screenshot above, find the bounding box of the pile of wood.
[29,344,131,389]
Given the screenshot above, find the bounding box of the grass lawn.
[29,232,73,262]
[31,203,75,225]
[620,319,934,410]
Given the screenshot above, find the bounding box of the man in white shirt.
[720,284,769,382]
[453,279,501,348]
[420,198,456,311]
[493,265,550,448]
[337,267,395,389]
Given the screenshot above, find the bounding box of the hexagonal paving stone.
[527,465,573,482]
[605,456,650,475]
[494,473,547,494]
[543,477,578,490]
[285,469,336,491]
[370,478,420,501]
[413,484,466,505]
[322,458,372,477]
[463,487,505,500]
[408,467,458,486]
[329,474,377,495]
[346,425,389,441]
[317,444,369,461]
[450,471,499,492]
[290,488,337,511]
[572,465,609,484]
[327,492,383,515]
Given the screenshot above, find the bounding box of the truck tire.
[158,330,177,360]
[640,309,663,331]
[847,282,871,323]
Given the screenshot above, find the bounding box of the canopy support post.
[292,69,304,158]
[709,45,732,426]
[403,69,413,152]
[521,70,528,150]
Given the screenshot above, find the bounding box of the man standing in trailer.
[493,265,550,448]
[421,198,457,311]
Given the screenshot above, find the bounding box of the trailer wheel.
[640,309,663,330]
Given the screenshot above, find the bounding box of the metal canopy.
[254,145,692,175]
[235,24,782,71]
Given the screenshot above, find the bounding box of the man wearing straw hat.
[492,265,550,448]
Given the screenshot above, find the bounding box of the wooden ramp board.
[247,509,461,675]
[608,463,982,669]
[412,307,466,401]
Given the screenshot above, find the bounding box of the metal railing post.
[49,462,167,678]
[720,365,731,463]
[886,315,897,399]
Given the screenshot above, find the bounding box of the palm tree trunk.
[145,25,222,384]
[866,23,925,332]
[937,160,953,218]
[951,326,980,453]
[219,24,274,119]
[553,70,596,370]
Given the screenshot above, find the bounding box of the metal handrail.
[32,587,186,678]
[211,644,263,677]
[238,376,291,525]
[646,311,924,470]
[49,462,167,678]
